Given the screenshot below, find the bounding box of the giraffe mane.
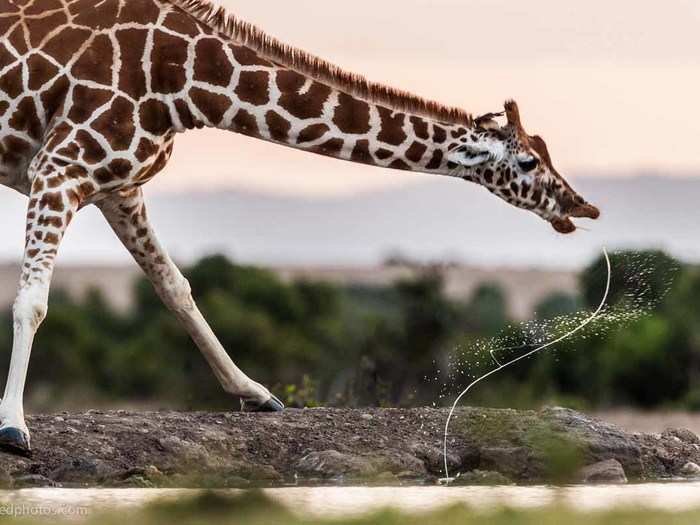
[167,0,474,127]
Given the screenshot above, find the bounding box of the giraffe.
[0,0,600,454]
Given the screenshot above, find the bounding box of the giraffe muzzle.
[551,202,600,234]
[569,203,601,220]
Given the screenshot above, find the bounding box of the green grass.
[453,408,587,482]
[4,492,700,525]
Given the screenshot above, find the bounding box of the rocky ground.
[1,407,700,488]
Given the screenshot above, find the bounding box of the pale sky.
[152,0,700,196]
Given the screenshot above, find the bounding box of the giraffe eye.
[518,157,539,172]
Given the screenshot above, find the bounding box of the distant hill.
[0,176,697,268]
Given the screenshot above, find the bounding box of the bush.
[0,250,696,411]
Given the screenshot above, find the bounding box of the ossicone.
[504,100,523,129]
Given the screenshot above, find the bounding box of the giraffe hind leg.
[97,190,284,413]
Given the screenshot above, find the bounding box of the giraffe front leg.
[0,178,80,455]
[97,190,284,413]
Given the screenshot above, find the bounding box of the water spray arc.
[441,248,612,484]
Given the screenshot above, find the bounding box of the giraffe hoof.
[241,394,285,413]
[0,427,31,457]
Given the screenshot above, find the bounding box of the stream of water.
[2,484,700,519]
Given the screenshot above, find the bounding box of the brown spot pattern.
[189,87,231,126]
[91,96,135,150]
[265,110,291,141]
[139,99,172,135]
[230,45,272,67]
[73,0,117,28]
[232,109,259,137]
[235,71,270,106]
[432,125,447,144]
[116,0,159,24]
[151,31,188,93]
[389,159,410,170]
[425,150,443,170]
[39,191,63,212]
[194,38,233,87]
[375,148,393,160]
[69,85,112,123]
[405,142,427,163]
[116,29,148,99]
[9,97,43,140]
[162,10,200,37]
[297,123,329,144]
[410,116,429,140]
[75,130,106,163]
[71,34,113,85]
[26,53,58,90]
[41,27,90,63]
[377,107,407,145]
[311,138,344,157]
[351,139,373,164]
[277,70,331,119]
[0,64,23,98]
[333,93,370,134]
[25,11,66,47]
[134,138,158,163]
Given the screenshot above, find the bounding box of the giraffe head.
[449,100,599,234]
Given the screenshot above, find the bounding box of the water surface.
[2,483,700,518]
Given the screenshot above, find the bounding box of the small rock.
[51,457,114,483]
[680,462,700,478]
[144,465,162,478]
[576,459,627,484]
[361,414,373,421]
[480,447,529,479]
[296,450,376,479]
[53,416,65,423]
[411,443,469,473]
[662,428,700,445]
[157,436,209,465]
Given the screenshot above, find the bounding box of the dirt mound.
[2,407,698,488]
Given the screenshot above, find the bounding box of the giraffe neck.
[155,14,471,177]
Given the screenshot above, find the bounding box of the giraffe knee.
[13,286,49,330]
[160,276,194,313]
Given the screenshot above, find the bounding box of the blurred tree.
[466,283,509,336]
[0,251,694,411]
[598,315,687,407]
[663,267,700,396]
[581,250,679,309]
[535,292,582,320]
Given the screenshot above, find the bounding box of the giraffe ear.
[455,144,492,167]
[475,111,504,131]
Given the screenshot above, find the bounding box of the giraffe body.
[0,0,599,453]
